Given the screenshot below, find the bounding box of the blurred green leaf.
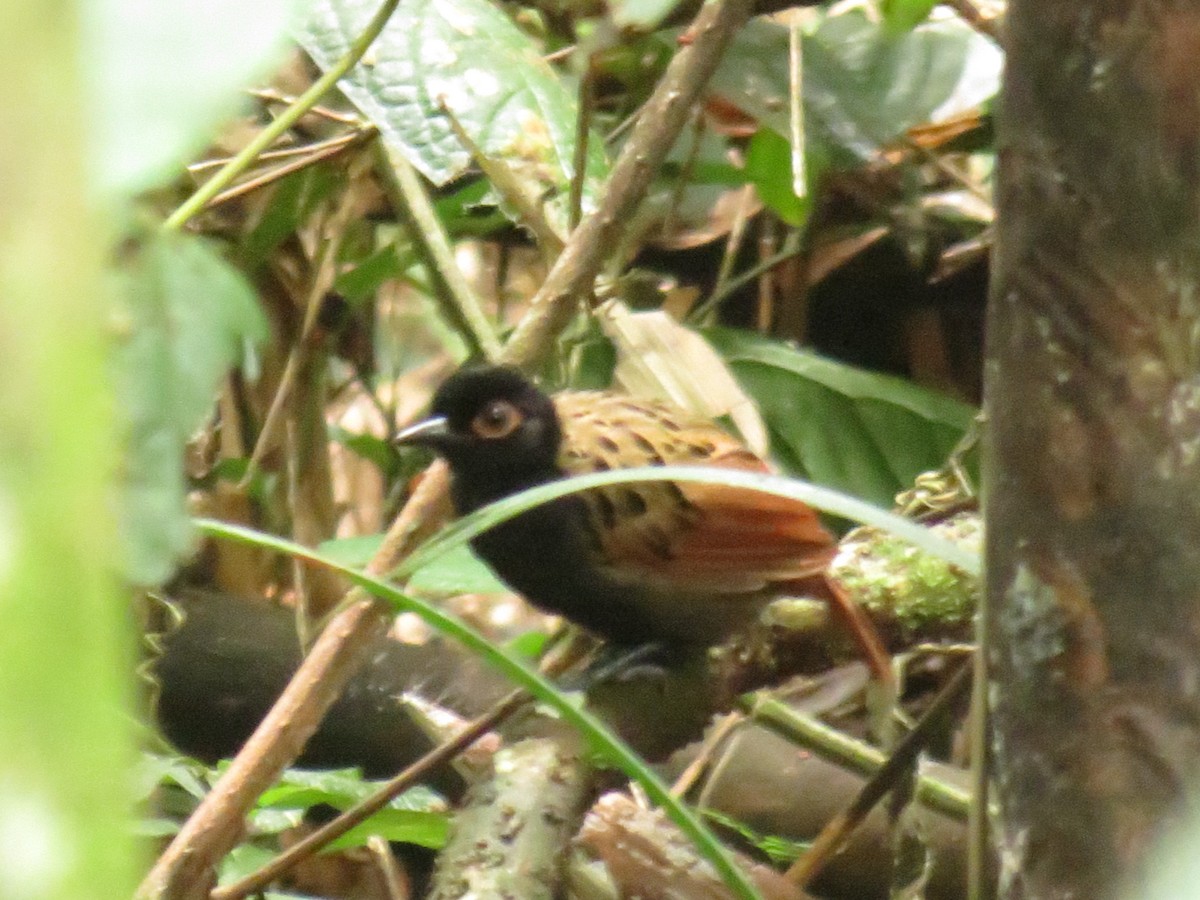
[116,231,267,584]
[254,768,449,850]
[242,165,343,266]
[297,0,610,228]
[333,244,404,303]
[881,0,939,32]
[135,752,210,802]
[318,533,508,595]
[407,543,507,595]
[330,426,401,477]
[744,129,810,227]
[610,0,683,30]
[317,532,385,566]
[708,10,1001,166]
[218,844,278,885]
[84,0,295,195]
[703,327,974,509]
[702,808,808,866]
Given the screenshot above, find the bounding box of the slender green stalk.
[745,694,971,821]
[375,142,502,359]
[163,0,401,232]
[196,518,764,900]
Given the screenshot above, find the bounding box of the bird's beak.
[394,415,452,448]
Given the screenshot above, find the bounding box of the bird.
[395,364,889,678]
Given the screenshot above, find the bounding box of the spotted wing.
[553,391,836,594]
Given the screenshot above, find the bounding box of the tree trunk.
[986,2,1200,897]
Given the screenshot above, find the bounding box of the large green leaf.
[707,9,1001,166]
[319,533,507,595]
[254,768,449,850]
[116,232,267,584]
[703,327,974,509]
[83,0,295,195]
[297,0,609,221]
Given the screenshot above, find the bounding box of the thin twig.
[211,690,530,900]
[710,184,757,302]
[367,836,409,900]
[163,0,401,232]
[186,129,363,175]
[569,59,595,233]
[659,109,706,241]
[501,0,754,369]
[250,87,366,125]
[691,230,804,323]
[783,660,974,888]
[205,128,376,211]
[670,711,745,797]
[743,690,972,823]
[238,178,359,490]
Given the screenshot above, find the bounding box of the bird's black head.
[396,365,563,500]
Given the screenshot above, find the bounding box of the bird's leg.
[559,641,684,691]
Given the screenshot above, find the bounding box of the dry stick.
[211,689,530,900]
[670,711,745,798]
[139,4,750,896]
[249,87,366,126]
[500,0,755,370]
[187,129,363,175]
[783,660,974,889]
[367,836,409,900]
[710,184,757,301]
[204,128,377,211]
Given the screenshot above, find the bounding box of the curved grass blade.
[194,517,765,900]
[394,465,980,582]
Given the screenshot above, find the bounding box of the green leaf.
[744,129,810,227]
[83,0,295,195]
[219,843,278,886]
[707,10,1001,166]
[116,232,267,584]
[330,427,401,477]
[258,768,444,811]
[333,244,405,303]
[317,532,385,567]
[296,0,610,224]
[881,0,939,32]
[702,327,975,510]
[242,166,343,266]
[253,769,450,850]
[318,534,507,595]
[610,0,684,30]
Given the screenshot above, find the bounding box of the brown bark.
[986,3,1200,897]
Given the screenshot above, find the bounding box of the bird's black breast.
[449,469,757,645]
[449,470,666,643]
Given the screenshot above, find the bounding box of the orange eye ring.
[470,399,523,439]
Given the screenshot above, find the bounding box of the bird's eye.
[471,400,523,439]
